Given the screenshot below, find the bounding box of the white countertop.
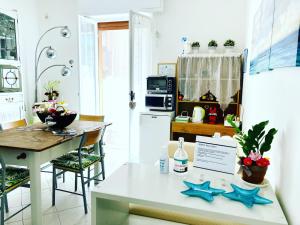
[92,163,287,225]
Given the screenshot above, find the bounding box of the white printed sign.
[193,136,237,174]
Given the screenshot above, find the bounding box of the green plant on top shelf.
[208,40,218,47]
[191,42,200,48]
[224,39,235,47]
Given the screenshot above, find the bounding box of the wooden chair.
[51,128,104,214]
[1,119,27,130]
[0,119,28,213]
[76,114,107,190]
[0,119,30,224]
[79,114,104,122]
[168,141,195,162]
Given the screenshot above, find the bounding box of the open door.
[78,16,99,115]
[129,11,153,162]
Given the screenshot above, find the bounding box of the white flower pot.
[208,46,217,53]
[191,47,200,54]
[224,46,235,53]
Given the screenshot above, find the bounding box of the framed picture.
[0,66,22,92]
[157,63,177,77]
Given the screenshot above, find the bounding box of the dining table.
[0,120,108,225]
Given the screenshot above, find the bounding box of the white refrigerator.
[139,111,175,164]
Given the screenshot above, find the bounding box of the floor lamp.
[34,26,73,103]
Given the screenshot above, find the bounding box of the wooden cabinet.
[0,9,20,67]
[172,54,242,141]
[171,122,235,142]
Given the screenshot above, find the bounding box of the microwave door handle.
[164,97,167,109]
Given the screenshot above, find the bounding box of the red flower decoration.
[243,157,253,166]
[256,158,270,167]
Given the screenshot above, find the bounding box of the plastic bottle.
[173,137,188,173]
[160,146,169,174]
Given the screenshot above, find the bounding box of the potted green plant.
[44,80,60,101]
[208,40,218,53]
[227,115,277,184]
[191,42,200,53]
[224,39,235,53]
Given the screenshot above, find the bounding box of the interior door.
[129,11,153,162]
[78,16,99,115]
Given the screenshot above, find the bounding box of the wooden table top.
[0,120,108,152]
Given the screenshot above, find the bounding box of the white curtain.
[129,11,153,162]
[178,55,242,110]
[78,16,99,115]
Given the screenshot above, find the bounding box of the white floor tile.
[23,213,61,225]
[4,206,23,223]
[4,221,23,225]
[4,148,128,225]
[57,207,90,225]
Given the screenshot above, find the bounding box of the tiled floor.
[4,149,183,225]
[4,148,128,225]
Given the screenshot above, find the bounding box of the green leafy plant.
[208,40,218,47]
[224,39,235,47]
[226,115,277,157]
[44,80,60,93]
[191,42,200,48]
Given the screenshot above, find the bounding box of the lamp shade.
[61,66,71,77]
[46,47,56,59]
[61,26,71,38]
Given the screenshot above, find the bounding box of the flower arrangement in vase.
[44,80,60,101]
[227,115,277,184]
[33,101,77,129]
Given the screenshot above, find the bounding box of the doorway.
[98,21,130,172]
[79,13,153,172]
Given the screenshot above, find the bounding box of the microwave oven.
[145,94,175,111]
[147,76,176,94]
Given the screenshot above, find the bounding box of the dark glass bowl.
[36,112,77,129]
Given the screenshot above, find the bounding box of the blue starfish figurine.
[181,181,225,202]
[222,184,273,208]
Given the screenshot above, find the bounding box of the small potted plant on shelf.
[227,115,277,184]
[208,40,218,53]
[191,42,200,54]
[224,39,235,53]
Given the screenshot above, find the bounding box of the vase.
[242,165,268,184]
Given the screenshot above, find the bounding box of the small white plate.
[241,177,269,188]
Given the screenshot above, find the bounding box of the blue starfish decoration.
[222,184,273,208]
[181,181,225,202]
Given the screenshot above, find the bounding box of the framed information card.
[193,136,237,174]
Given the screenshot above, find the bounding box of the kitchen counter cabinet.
[171,122,235,139]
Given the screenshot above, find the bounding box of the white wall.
[243,0,300,224]
[0,0,39,114]
[34,0,163,112]
[153,0,247,65]
[35,0,80,112]
[78,0,163,15]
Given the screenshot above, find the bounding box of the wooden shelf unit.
[171,122,236,139]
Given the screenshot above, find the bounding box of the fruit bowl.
[36,112,77,129]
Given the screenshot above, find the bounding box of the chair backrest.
[2,119,27,130]
[168,141,195,162]
[79,114,104,122]
[81,128,102,148]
